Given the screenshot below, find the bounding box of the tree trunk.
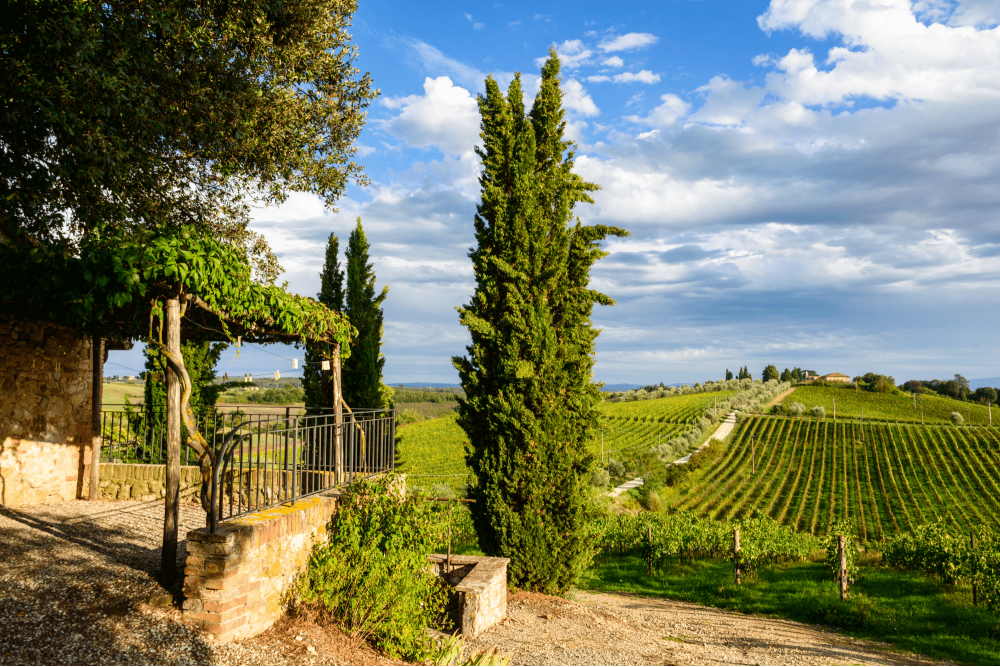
[161,298,181,586]
[88,336,103,500]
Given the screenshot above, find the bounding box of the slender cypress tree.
[453,52,627,593]
[342,218,390,410]
[304,232,345,413]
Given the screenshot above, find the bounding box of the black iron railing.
[209,409,396,531]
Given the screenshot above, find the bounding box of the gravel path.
[0,499,318,665]
[464,590,942,666]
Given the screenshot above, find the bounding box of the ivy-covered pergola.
[1,226,354,580]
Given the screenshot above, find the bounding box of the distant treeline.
[391,386,464,404]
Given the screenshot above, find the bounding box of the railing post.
[284,406,291,471]
[291,417,299,504]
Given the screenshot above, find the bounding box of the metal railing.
[99,405,348,465]
[210,409,396,531]
[99,405,396,532]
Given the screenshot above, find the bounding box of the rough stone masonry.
[0,319,96,506]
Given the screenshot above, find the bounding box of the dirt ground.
[463,590,942,666]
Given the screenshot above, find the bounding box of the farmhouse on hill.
[820,372,852,383]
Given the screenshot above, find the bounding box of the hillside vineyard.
[675,415,1000,539]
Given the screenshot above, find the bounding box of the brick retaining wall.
[181,494,339,642]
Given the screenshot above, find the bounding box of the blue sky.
[107,0,1000,386]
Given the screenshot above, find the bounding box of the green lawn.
[580,555,1000,665]
[785,384,992,425]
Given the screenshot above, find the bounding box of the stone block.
[116,484,132,500]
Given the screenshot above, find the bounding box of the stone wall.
[181,494,339,642]
[95,463,203,501]
[0,319,95,506]
[428,554,509,638]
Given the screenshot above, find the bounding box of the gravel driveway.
[0,499,302,665]
[464,590,942,666]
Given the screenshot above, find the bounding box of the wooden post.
[921,399,924,424]
[913,392,916,409]
[161,297,181,587]
[838,535,847,600]
[646,526,654,576]
[990,402,993,427]
[88,336,104,500]
[601,431,604,465]
[447,503,453,575]
[332,345,343,483]
[971,528,977,606]
[751,437,755,474]
[734,528,742,585]
[833,398,836,423]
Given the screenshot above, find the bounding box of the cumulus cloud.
[599,32,659,52]
[562,79,601,116]
[379,77,480,156]
[602,56,624,67]
[535,39,594,69]
[613,70,661,84]
[626,93,691,127]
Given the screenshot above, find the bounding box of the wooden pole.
[332,345,343,483]
[161,297,181,587]
[734,528,742,585]
[647,526,654,576]
[447,503,453,575]
[601,431,604,465]
[838,535,847,600]
[88,336,104,500]
[751,437,755,474]
[971,528,977,606]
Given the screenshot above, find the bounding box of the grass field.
[671,415,1000,539]
[783,384,993,425]
[396,391,740,484]
[101,382,144,407]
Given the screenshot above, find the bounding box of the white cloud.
[474,22,484,30]
[535,39,594,69]
[599,32,659,52]
[587,75,611,83]
[379,77,480,156]
[354,143,376,157]
[562,79,601,116]
[626,93,691,127]
[613,70,661,84]
[602,56,625,67]
[406,40,486,92]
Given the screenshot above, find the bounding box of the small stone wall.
[96,463,203,501]
[181,494,339,642]
[428,554,509,638]
[0,319,95,506]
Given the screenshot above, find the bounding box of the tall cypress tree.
[342,218,390,410]
[453,52,628,593]
[304,232,345,413]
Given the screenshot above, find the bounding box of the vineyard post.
[837,535,847,600]
[833,398,836,423]
[971,528,977,606]
[920,398,924,424]
[601,430,604,465]
[734,528,742,585]
[967,407,971,427]
[990,401,993,427]
[647,526,653,576]
[751,437,755,474]
[913,392,916,409]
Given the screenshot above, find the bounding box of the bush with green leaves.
[951,411,964,426]
[788,402,806,417]
[298,474,448,660]
[608,459,626,479]
[811,405,826,419]
[591,469,611,488]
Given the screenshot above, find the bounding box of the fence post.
[447,502,453,575]
[971,528,977,606]
[734,528,741,585]
[284,406,290,470]
[838,535,847,600]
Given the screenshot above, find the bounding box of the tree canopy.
[343,219,390,410]
[2,0,376,281]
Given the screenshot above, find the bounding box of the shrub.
[608,459,626,479]
[789,402,806,417]
[591,469,610,488]
[811,405,826,419]
[396,409,423,425]
[638,487,663,512]
[822,518,860,583]
[951,411,964,426]
[298,474,448,660]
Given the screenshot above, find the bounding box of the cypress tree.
[342,218,390,410]
[453,52,627,593]
[304,232,345,413]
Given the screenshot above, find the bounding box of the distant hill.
[969,377,1000,390]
